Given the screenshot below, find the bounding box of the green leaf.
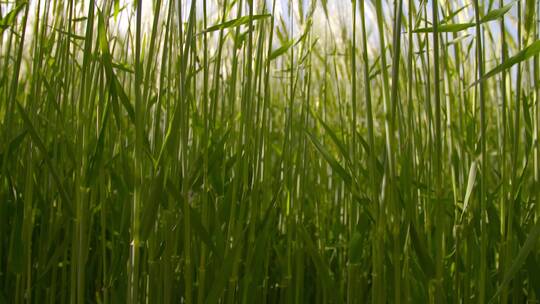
[413,23,475,33]
[460,160,477,222]
[320,0,329,18]
[524,0,535,42]
[313,111,350,164]
[306,129,352,186]
[0,131,27,168]
[490,220,540,302]
[97,11,109,53]
[446,34,471,46]
[414,2,513,33]
[15,101,72,215]
[112,62,134,74]
[481,1,515,23]
[113,75,136,122]
[442,4,470,24]
[269,40,294,61]
[86,101,111,183]
[52,28,86,41]
[0,2,27,31]
[114,0,121,20]
[201,14,271,34]
[472,40,540,86]
[98,10,135,123]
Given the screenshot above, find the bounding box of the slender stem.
[431,0,445,301]
[472,0,487,302]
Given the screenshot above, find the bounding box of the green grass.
[1,0,540,303]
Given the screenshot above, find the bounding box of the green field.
[1,0,540,303]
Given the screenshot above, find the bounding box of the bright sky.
[4,0,522,62]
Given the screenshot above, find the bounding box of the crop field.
[1,0,540,303]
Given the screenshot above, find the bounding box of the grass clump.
[1,0,540,303]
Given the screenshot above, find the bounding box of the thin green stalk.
[389,0,404,302]
[431,0,444,301]
[500,0,510,301]
[130,0,143,302]
[359,1,379,303]
[473,0,487,302]
[198,0,209,301]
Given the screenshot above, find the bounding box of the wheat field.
[1,0,540,303]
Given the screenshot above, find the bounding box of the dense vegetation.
[1,0,540,302]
